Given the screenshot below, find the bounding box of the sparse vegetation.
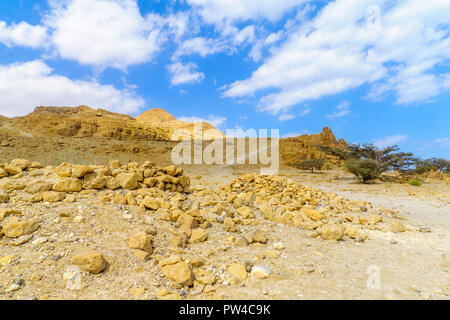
[319,143,419,183]
[408,178,423,186]
[294,158,325,173]
[344,159,384,183]
[415,158,450,174]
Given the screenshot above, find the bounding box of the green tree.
[344,159,384,183]
[294,159,325,173]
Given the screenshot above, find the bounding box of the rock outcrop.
[136,108,225,140]
[280,127,347,167]
[0,106,171,141]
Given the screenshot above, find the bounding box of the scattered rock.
[251,265,271,279]
[128,233,153,253]
[319,224,344,241]
[190,229,208,243]
[252,229,267,243]
[161,261,195,286]
[227,263,248,281]
[72,251,107,275]
[2,220,39,238]
[391,220,406,233]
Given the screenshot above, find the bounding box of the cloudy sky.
[0,0,449,158]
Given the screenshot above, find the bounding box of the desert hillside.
[136,108,225,140]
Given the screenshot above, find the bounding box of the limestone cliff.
[280,127,347,167]
[136,108,225,140]
[0,106,171,141]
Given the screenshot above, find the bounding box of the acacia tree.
[294,159,325,173]
[317,143,418,183]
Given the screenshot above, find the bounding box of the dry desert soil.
[0,136,449,301]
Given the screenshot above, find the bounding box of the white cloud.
[178,115,226,128]
[174,25,256,59]
[249,30,284,62]
[187,0,308,25]
[167,62,205,86]
[278,113,295,121]
[299,108,311,116]
[0,21,48,48]
[327,101,351,119]
[174,37,228,57]
[44,0,166,70]
[373,135,408,148]
[0,60,144,117]
[224,0,450,114]
[434,137,450,148]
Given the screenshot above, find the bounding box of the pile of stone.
[0,159,190,205]
[215,174,409,241]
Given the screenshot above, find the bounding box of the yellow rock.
[161,262,195,286]
[159,292,183,300]
[72,251,107,275]
[5,165,22,176]
[0,255,14,266]
[54,162,72,178]
[10,159,30,170]
[190,229,208,243]
[236,206,254,219]
[71,165,94,178]
[177,213,198,229]
[227,263,247,281]
[3,220,39,238]
[319,224,344,241]
[128,233,153,253]
[129,287,145,297]
[82,173,105,189]
[105,176,121,190]
[368,214,382,225]
[170,235,186,248]
[0,208,21,221]
[252,229,267,243]
[344,225,361,239]
[132,249,151,262]
[303,208,324,221]
[24,181,53,194]
[142,196,159,210]
[42,191,66,202]
[391,220,406,233]
[157,288,171,297]
[117,172,138,190]
[112,193,127,205]
[53,178,82,193]
[160,255,182,267]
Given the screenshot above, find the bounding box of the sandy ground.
[0,155,449,300]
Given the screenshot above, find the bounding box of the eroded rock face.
[280,127,347,167]
[6,106,171,141]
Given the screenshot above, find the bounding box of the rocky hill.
[0,106,347,168]
[136,108,225,140]
[280,127,347,167]
[0,106,225,141]
[0,106,171,141]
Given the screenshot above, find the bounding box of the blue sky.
[0,0,449,158]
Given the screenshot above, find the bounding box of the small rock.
[251,265,271,279]
[227,263,248,281]
[190,229,208,243]
[252,229,267,243]
[161,262,195,286]
[71,251,107,275]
